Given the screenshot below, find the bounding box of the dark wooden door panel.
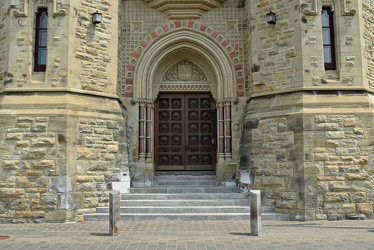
[155,93,215,171]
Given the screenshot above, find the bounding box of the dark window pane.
[38,48,47,65]
[40,12,48,28]
[39,30,47,46]
[322,28,330,44]
[323,47,332,63]
[321,10,330,26]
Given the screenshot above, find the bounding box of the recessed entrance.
[155,93,216,171]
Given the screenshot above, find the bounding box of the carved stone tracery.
[162,60,207,82]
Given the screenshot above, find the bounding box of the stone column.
[224,102,232,157]
[145,105,152,157]
[218,103,225,156]
[138,104,146,157]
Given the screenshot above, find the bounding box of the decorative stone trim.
[341,0,356,16]
[125,20,244,98]
[144,0,227,19]
[14,0,66,17]
[162,60,207,81]
[13,0,29,17]
[302,0,356,16]
[159,84,211,91]
[301,0,318,16]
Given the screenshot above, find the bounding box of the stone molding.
[125,20,245,98]
[301,0,356,16]
[144,0,226,19]
[13,0,66,17]
[159,83,211,91]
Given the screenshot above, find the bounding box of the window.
[321,7,336,70]
[34,8,48,72]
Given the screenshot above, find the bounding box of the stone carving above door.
[144,0,227,19]
[162,60,207,81]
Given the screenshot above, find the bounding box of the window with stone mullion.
[322,7,336,70]
[34,8,48,72]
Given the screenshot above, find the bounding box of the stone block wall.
[363,0,374,88]
[0,1,7,86]
[241,0,374,221]
[74,0,118,93]
[0,0,126,223]
[0,93,127,223]
[248,0,299,93]
[242,92,374,220]
[308,112,374,220]
[241,92,306,219]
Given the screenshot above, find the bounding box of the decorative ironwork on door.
[155,93,216,171]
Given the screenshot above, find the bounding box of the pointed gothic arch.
[131,22,240,161]
[125,20,245,99]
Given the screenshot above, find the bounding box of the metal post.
[250,190,262,236]
[109,190,120,236]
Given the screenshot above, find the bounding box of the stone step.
[120,199,250,207]
[96,206,250,213]
[84,212,290,221]
[153,175,216,181]
[155,171,216,176]
[129,186,241,194]
[153,180,217,186]
[84,173,289,222]
[121,193,248,200]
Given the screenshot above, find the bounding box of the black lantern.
[266,11,276,25]
[92,11,102,25]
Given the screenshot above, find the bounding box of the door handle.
[185,145,190,151]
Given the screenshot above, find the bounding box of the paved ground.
[0,219,373,249]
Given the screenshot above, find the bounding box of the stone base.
[45,210,75,223]
[289,209,316,221]
[112,176,131,194]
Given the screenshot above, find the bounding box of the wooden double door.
[155,93,216,171]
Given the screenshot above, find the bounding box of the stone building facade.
[0,0,373,222]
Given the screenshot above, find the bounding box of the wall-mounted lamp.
[266,11,276,25]
[92,11,102,25]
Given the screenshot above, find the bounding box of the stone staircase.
[84,172,289,221]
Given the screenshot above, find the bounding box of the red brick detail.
[162,24,170,32]
[140,40,148,48]
[234,64,242,70]
[211,31,219,38]
[175,20,181,28]
[236,77,244,84]
[188,21,194,28]
[229,50,237,58]
[125,92,133,97]
[237,91,244,97]
[150,31,158,39]
[132,51,140,59]
[221,39,229,48]
[126,78,133,84]
[127,64,135,72]
[200,24,207,31]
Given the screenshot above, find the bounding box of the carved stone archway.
[131,26,239,185]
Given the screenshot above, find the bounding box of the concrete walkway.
[0,219,373,249]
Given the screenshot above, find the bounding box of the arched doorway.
[130,26,240,185]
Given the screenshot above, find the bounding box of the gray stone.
[109,191,120,236]
[250,190,261,236]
